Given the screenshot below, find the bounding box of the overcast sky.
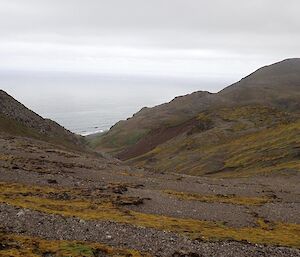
[0,0,299,83]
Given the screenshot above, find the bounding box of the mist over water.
[0,70,234,135]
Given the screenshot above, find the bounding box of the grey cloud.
[1,0,299,34]
[0,0,299,80]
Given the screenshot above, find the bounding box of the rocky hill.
[0,90,86,150]
[89,91,215,153]
[126,106,300,177]
[218,58,300,111]
[89,59,300,177]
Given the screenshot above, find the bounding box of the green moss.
[217,106,293,125]
[1,182,300,248]
[0,232,149,257]
[61,243,94,256]
[129,106,300,178]
[0,114,42,139]
[163,190,272,206]
[231,122,249,132]
[0,114,86,151]
[90,129,149,153]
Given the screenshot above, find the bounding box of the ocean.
[0,70,233,135]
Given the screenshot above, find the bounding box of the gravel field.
[0,134,299,256]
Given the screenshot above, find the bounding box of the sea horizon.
[0,70,235,136]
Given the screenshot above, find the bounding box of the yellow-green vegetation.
[217,106,293,125]
[1,182,300,248]
[0,232,149,257]
[219,120,300,177]
[89,128,149,154]
[0,154,13,162]
[87,91,212,152]
[196,113,214,126]
[0,115,42,140]
[163,190,271,206]
[118,171,144,178]
[129,106,300,178]
[0,114,85,151]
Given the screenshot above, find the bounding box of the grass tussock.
[163,190,271,206]
[0,232,149,257]
[1,182,300,248]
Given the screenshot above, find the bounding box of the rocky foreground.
[0,133,299,257]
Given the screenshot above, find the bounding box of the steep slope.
[218,58,300,111]
[90,59,300,155]
[127,106,300,177]
[0,90,86,150]
[89,91,215,153]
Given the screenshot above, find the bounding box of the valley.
[0,59,299,257]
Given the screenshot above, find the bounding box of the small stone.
[47,179,58,184]
[16,210,25,217]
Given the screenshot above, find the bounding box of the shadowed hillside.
[0,90,86,151]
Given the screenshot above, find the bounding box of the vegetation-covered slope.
[89,91,214,153]
[218,58,300,111]
[127,106,300,177]
[89,59,300,156]
[0,90,86,150]
[88,59,300,177]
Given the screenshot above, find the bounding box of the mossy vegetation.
[90,128,149,154]
[87,91,212,153]
[0,232,149,257]
[0,115,42,140]
[0,154,13,162]
[0,114,86,151]
[163,190,272,206]
[1,182,299,248]
[129,106,300,178]
[217,106,293,125]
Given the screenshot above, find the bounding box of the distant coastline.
[80,129,106,137]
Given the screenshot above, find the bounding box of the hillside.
[89,59,300,177]
[90,59,300,154]
[127,106,300,177]
[0,64,299,256]
[0,90,86,151]
[0,118,299,256]
[89,91,215,153]
[218,58,300,111]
